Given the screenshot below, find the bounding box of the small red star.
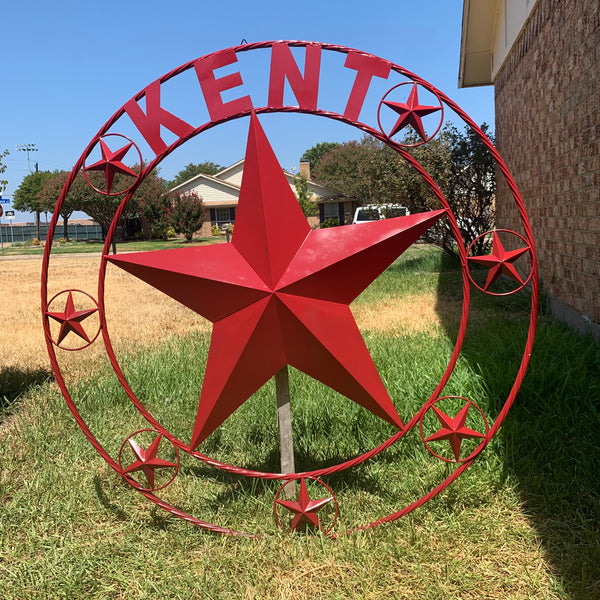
[85,138,138,193]
[122,433,178,490]
[424,402,485,462]
[383,83,441,141]
[468,231,530,291]
[275,478,333,531]
[46,291,98,345]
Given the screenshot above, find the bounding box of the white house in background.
[170,161,351,236]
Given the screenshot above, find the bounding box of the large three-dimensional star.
[468,231,530,291]
[275,478,333,532]
[122,433,178,490]
[383,83,441,141]
[46,290,98,345]
[424,402,485,462]
[85,138,138,194]
[107,113,446,450]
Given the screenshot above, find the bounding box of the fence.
[0,222,103,244]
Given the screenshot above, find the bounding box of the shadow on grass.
[435,254,600,600]
[93,475,130,522]
[0,365,54,421]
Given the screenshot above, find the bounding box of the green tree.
[313,137,406,207]
[312,124,495,255]
[79,167,167,251]
[129,169,169,239]
[443,123,496,255]
[136,192,172,240]
[293,172,317,217]
[0,149,9,194]
[168,162,222,189]
[13,170,58,239]
[13,170,56,214]
[37,171,79,241]
[169,191,206,241]
[301,142,341,171]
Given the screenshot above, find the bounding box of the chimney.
[299,160,311,180]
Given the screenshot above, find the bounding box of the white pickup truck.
[352,204,410,224]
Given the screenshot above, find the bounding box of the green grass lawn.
[0,246,598,599]
[0,236,224,256]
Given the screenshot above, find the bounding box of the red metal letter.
[268,43,321,110]
[343,51,391,121]
[194,49,253,122]
[124,81,195,156]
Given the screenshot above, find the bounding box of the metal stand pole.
[275,365,296,499]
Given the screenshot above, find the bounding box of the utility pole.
[16,143,40,239]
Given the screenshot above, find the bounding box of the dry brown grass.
[1,255,453,377]
[353,292,462,333]
[1,255,210,378]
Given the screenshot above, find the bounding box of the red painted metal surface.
[378,82,444,144]
[107,113,445,449]
[467,229,533,295]
[118,429,180,492]
[45,289,100,351]
[40,41,539,537]
[82,133,142,196]
[274,477,338,534]
[420,397,489,463]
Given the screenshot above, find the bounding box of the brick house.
[459,0,600,339]
[170,160,350,236]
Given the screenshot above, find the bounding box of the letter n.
[268,43,321,110]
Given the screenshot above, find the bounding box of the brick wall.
[494,0,600,336]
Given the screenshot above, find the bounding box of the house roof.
[170,159,344,200]
[212,159,245,182]
[458,0,498,87]
[169,171,242,195]
[459,0,542,88]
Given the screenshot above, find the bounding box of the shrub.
[320,218,339,228]
[166,227,176,239]
[31,238,41,246]
[169,191,206,242]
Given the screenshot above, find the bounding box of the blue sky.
[0,0,493,221]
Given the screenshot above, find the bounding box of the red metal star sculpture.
[383,83,441,141]
[468,231,530,291]
[424,402,485,462]
[122,433,178,490]
[85,138,138,194]
[107,113,446,450]
[46,290,98,345]
[275,478,333,531]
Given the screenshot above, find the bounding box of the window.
[216,208,231,223]
[323,203,339,219]
[210,206,236,228]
